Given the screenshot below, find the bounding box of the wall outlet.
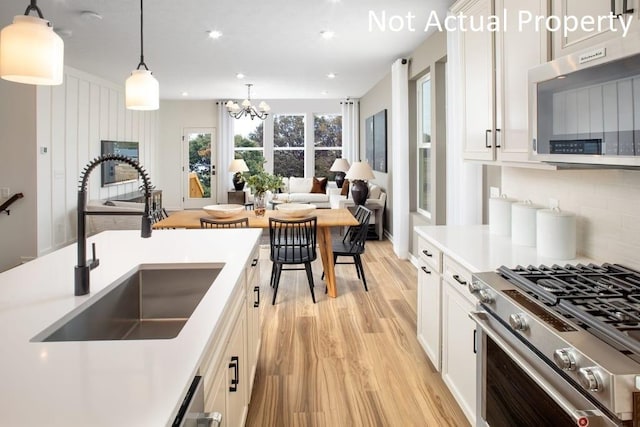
[0,187,9,198]
[549,198,559,209]
[490,187,500,198]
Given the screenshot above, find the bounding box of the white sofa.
[330,183,386,240]
[86,200,145,235]
[271,177,337,208]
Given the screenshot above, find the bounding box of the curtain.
[217,102,234,203]
[341,99,359,163]
[445,15,483,225]
[391,58,409,260]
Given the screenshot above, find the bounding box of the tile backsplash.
[502,166,640,269]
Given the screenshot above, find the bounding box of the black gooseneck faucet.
[75,154,153,296]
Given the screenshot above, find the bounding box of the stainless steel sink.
[32,265,222,342]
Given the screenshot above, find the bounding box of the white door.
[183,128,216,208]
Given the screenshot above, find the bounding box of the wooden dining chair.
[269,216,318,304]
[323,205,372,291]
[200,217,249,229]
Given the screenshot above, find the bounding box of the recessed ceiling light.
[557,75,567,80]
[54,28,73,38]
[181,91,189,97]
[236,73,245,79]
[327,73,336,79]
[320,30,335,40]
[321,90,329,95]
[81,11,103,20]
[208,30,223,40]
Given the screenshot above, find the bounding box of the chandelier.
[225,84,270,120]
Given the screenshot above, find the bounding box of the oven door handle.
[470,311,604,426]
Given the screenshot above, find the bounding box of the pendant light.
[125,0,158,110]
[0,0,64,85]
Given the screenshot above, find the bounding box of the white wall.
[502,167,640,269]
[36,66,159,255]
[158,100,218,210]
[0,80,38,271]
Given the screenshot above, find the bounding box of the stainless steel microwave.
[529,35,640,167]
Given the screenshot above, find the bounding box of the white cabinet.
[226,311,248,427]
[441,257,477,426]
[552,0,638,58]
[416,236,443,370]
[245,248,262,391]
[454,0,549,164]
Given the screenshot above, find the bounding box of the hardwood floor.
[245,239,470,427]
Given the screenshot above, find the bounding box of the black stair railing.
[0,193,24,216]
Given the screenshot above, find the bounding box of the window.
[417,74,432,217]
[314,114,342,178]
[273,114,305,177]
[233,116,264,175]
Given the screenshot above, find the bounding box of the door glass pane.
[274,150,304,177]
[188,132,211,198]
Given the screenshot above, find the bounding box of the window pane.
[315,150,341,178]
[274,150,304,177]
[234,117,263,148]
[314,114,342,147]
[418,148,431,212]
[274,115,305,148]
[234,150,265,175]
[422,79,431,143]
[187,132,211,198]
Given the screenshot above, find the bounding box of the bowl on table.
[275,203,316,218]
[202,204,244,218]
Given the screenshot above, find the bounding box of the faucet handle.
[90,242,100,270]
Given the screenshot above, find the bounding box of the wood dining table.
[153,208,359,298]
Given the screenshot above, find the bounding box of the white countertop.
[0,229,261,427]
[414,225,596,273]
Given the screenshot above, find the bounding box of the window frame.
[417,73,432,219]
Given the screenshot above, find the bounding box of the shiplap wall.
[502,166,640,270]
[36,66,159,255]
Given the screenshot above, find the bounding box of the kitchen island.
[0,229,261,426]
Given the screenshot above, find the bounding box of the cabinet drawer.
[443,256,475,305]
[417,237,442,272]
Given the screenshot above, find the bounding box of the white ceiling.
[0,0,453,100]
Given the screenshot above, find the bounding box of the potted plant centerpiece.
[246,170,283,216]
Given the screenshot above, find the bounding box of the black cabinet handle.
[254,285,260,308]
[229,356,239,392]
[495,128,501,148]
[453,274,467,286]
[251,258,258,267]
[485,129,492,148]
[421,266,431,275]
[473,329,477,354]
[422,249,432,257]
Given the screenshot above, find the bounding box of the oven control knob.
[478,289,494,304]
[508,313,528,331]
[553,349,576,371]
[578,368,601,392]
[468,281,481,294]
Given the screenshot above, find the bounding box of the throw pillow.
[311,177,327,194]
[340,179,349,197]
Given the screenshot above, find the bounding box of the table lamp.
[345,161,375,205]
[329,158,350,188]
[228,159,249,191]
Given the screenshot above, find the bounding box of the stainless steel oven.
[470,264,640,427]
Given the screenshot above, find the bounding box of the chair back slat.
[343,206,372,253]
[269,216,317,264]
[200,217,249,229]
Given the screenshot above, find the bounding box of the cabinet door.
[460,0,496,161]
[552,0,637,58]
[204,359,228,422]
[417,264,442,371]
[226,309,247,427]
[441,283,477,425]
[496,0,549,162]
[246,253,261,391]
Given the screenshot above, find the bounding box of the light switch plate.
[490,187,500,198]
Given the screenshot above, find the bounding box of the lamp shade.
[330,158,350,172]
[345,161,375,180]
[0,15,64,85]
[126,69,159,110]
[228,158,249,173]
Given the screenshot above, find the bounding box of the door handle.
[452,274,467,286]
[229,356,239,392]
[485,129,492,148]
[254,285,260,307]
[421,266,431,275]
[251,258,258,267]
[495,128,501,148]
[422,249,432,257]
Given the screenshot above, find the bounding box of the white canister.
[511,201,541,247]
[489,196,516,236]
[536,208,576,259]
